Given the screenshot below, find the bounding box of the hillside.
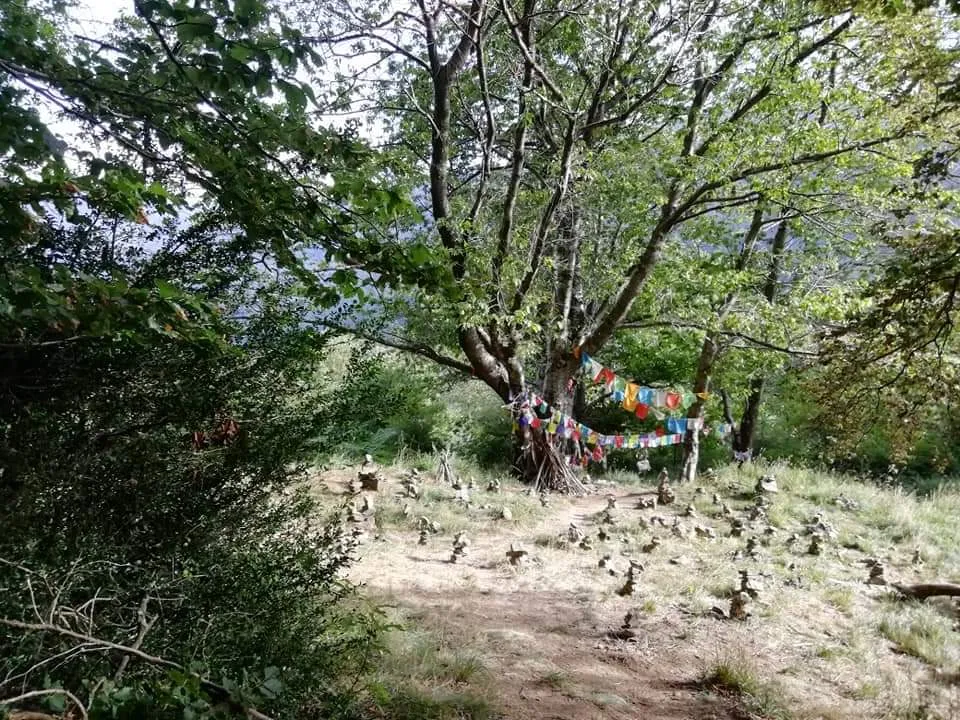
[311,460,960,720]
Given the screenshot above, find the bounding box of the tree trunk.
[681,332,720,482]
[730,219,788,459]
[733,376,764,455]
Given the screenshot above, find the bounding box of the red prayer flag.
[635,403,649,420]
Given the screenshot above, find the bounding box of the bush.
[0,223,382,719]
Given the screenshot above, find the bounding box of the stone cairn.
[606,494,618,510]
[346,502,363,523]
[539,491,550,508]
[450,532,470,563]
[506,543,528,566]
[694,524,717,539]
[598,554,619,575]
[597,526,610,542]
[682,503,697,518]
[730,518,746,537]
[739,569,761,598]
[358,454,383,491]
[400,472,421,499]
[579,535,594,551]
[744,537,760,560]
[729,592,750,621]
[864,558,887,585]
[360,494,375,515]
[671,517,687,539]
[567,523,584,544]
[636,496,657,510]
[755,474,779,495]
[656,469,676,505]
[712,492,722,506]
[418,516,441,536]
[805,513,837,539]
[418,527,429,545]
[641,536,661,553]
[487,478,502,493]
[807,533,824,556]
[617,560,644,597]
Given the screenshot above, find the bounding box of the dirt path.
[346,481,746,720]
[325,470,958,720]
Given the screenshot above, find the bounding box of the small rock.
[649,514,668,527]
[712,492,722,505]
[694,525,717,540]
[568,523,584,543]
[606,494,618,510]
[834,495,860,511]
[682,503,697,518]
[911,548,923,565]
[499,506,513,521]
[418,528,429,545]
[671,517,687,539]
[487,478,502,493]
[694,486,706,496]
[756,475,778,494]
[598,526,610,542]
[730,518,746,537]
[807,534,824,556]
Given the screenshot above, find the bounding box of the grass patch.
[365,624,494,719]
[365,684,495,720]
[535,670,568,690]
[700,653,794,720]
[823,586,854,615]
[878,605,955,668]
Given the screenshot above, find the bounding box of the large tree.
[309,0,957,483]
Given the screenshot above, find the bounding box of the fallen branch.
[1,689,87,720]
[0,619,275,720]
[890,582,960,600]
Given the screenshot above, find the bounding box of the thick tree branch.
[491,0,534,306]
[617,319,817,357]
[511,117,578,312]
[316,320,473,374]
[500,0,567,105]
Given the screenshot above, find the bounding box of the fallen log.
[890,582,960,600]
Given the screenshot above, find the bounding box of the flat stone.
[591,692,630,707]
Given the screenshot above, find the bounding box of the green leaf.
[156,280,179,299]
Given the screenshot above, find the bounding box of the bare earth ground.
[311,464,960,720]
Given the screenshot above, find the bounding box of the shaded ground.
[315,464,960,719]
